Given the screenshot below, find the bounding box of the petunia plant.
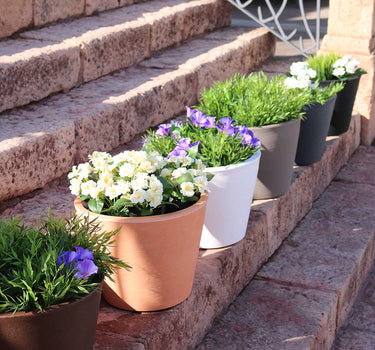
[0,214,129,313]
[142,107,261,168]
[68,150,211,217]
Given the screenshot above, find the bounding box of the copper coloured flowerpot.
[75,193,208,312]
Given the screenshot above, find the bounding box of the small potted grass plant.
[143,109,261,249]
[0,214,128,350]
[196,72,311,199]
[306,53,366,135]
[70,150,210,311]
[286,62,344,165]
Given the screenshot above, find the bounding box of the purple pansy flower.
[190,111,208,128]
[186,106,198,118]
[204,116,216,128]
[219,117,235,127]
[57,246,98,280]
[76,259,98,279]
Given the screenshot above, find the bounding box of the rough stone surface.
[0,113,75,202]
[333,264,375,350]
[0,40,80,113]
[33,0,84,26]
[258,180,375,327]
[196,280,338,350]
[85,0,120,16]
[0,0,32,38]
[0,26,273,201]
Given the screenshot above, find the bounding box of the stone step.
[196,144,375,350]
[0,26,274,202]
[0,116,361,349]
[0,0,232,113]
[0,0,160,39]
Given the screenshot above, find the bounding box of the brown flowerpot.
[0,284,102,350]
[74,193,208,312]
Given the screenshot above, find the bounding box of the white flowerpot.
[200,150,261,249]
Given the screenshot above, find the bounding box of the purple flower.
[219,117,235,127]
[167,138,200,158]
[171,120,183,127]
[75,259,98,280]
[156,123,172,137]
[186,106,198,118]
[217,124,235,136]
[168,148,187,158]
[190,111,209,128]
[57,251,77,267]
[74,246,94,261]
[204,116,216,128]
[176,137,191,149]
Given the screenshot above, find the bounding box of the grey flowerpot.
[249,118,301,199]
[295,95,336,166]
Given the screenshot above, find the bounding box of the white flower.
[130,189,147,204]
[194,176,208,193]
[149,175,163,194]
[90,152,113,171]
[290,61,309,76]
[97,171,114,191]
[172,167,187,179]
[180,182,195,197]
[117,180,131,195]
[69,163,93,181]
[126,150,148,165]
[195,159,205,171]
[332,67,346,77]
[146,190,163,208]
[80,180,97,197]
[139,160,156,173]
[160,168,172,177]
[182,156,193,167]
[345,59,360,75]
[307,68,317,79]
[148,152,166,169]
[333,55,351,69]
[167,156,181,166]
[105,185,122,200]
[119,163,136,178]
[131,173,149,191]
[284,76,311,89]
[69,178,81,196]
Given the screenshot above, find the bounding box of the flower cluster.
[68,150,209,216]
[332,55,361,79]
[57,246,98,280]
[143,107,260,168]
[285,62,317,89]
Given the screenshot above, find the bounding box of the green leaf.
[88,199,104,214]
[176,172,194,185]
[113,198,130,209]
[206,172,215,182]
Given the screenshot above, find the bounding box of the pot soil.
[75,194,208,312]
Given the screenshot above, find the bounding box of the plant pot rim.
[206,149,261,173]
[319,74,361,84]
[304,94,337,109]
[0,282,102,319]
[249,118,300,131]
[74,192,208,224]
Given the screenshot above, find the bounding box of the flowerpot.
[249,118,301,199]
[74,194,208,312]
[0,284,102,350]
[320,75,361,135]
[200,150,261,249]
[295,95,336,166]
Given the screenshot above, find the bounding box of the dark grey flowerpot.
[320,75,361,135]
[295,95,336,166]
[249,118,301,199]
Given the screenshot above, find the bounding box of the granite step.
[196,144,375,350]
[0,0,149,39]
[0,115,361,349]
[0,26,274,202]
[0,0,232,113]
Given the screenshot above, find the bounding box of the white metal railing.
[228,0,321,57]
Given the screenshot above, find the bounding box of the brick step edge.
[91,117,361,350]
[197,135,375,350]
[0,0,232,113]
[0,0,150,39]
[0,26,274,202]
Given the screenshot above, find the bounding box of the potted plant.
[70,150,210,311]
[286,62,344,165]
[196,73,311,199]
[143,108,261,249]
[306,53,366,135]
[0,214,127,350]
